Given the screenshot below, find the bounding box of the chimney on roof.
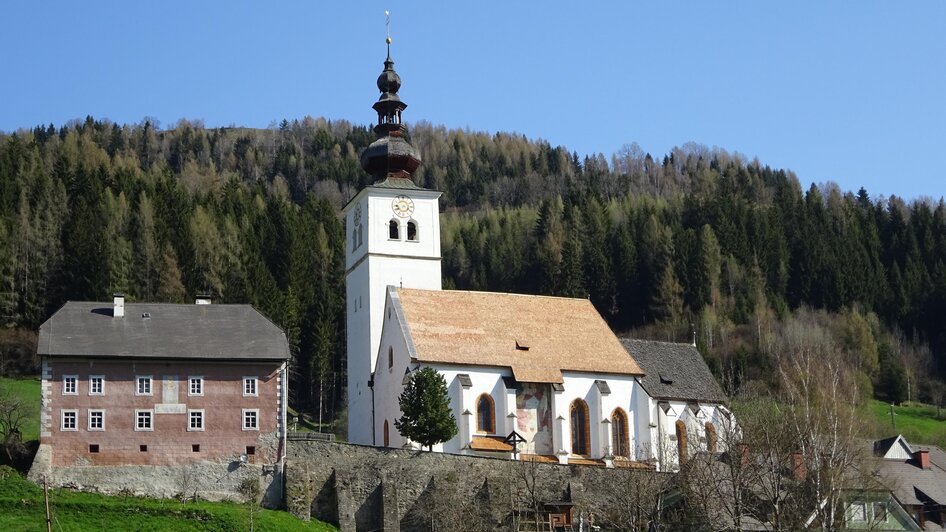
[791,452,807,481]
[113,293,125,318]
[915,449,931,469]
[195,295,212,305]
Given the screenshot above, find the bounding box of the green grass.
[0,376,41,441]
[0,466,337,531]
[868,399,946,448]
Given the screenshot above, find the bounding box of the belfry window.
[407,220,418,241]
[476,394,495,434]
[389,219,400,240]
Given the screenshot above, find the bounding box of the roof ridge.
[398,287,593,303]
[620,337,697,347]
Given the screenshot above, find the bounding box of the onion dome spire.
[360,14,422,183]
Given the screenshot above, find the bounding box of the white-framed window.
[850,501,867,522]
[242,409,259,431]
[136,376,152,396]
[188,410,204,431]
[63,375,78,395]
[135,409,153,431]
[89,375,104,395]
[188,376,203,396]
[243,376,258,397]
[60,409,78,431]
[88,409,105,431]
[872,502,888,523]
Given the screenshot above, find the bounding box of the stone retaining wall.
[29,443,283,506]
[286,440,670,532]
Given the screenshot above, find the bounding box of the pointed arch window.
[570,399,590,456]
[611,408,630,458]
[351,229,357,251]
[383,420,390,447]
[357,224,364,247]
[476,394,495,434]
[389,219,400,240]
[387,346,394,369]
[407,220,418,241]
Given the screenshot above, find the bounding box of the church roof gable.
[394,288,643,383]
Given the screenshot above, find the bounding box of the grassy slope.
[0,466,336,531]
[868,399,946,448]
[0,376,40,441]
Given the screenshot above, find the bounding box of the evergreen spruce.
[395,367,457,451]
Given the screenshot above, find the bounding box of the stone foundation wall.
[286,440,670,532]
[29,443,283,506]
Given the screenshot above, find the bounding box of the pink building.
[30,295,289,500]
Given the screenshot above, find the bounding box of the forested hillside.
[1,116,944,423]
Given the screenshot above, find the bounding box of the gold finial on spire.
[385,11,391,45]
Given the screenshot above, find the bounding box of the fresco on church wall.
[516,383,553,454]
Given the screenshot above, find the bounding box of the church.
[344,38,729,470]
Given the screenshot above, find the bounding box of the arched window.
[351,229,357,251]
[407,220,418,241]
[675,420,688,464]
[383,420,390,447]
[476,394,495,434]
[611,408,630,458]
[570,399,590,456]
[357,224,364,247]
[705,422,717,453]
[387,347,393,369]
[389,219,400,240]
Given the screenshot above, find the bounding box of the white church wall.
[364,190,441,260]
[345,259,373,445]
[343,185,442,445]
[650,399,727,471]
[632,381,654,462]
[558,373,642,460]
[371,291,414,449]
[424,364,512,454]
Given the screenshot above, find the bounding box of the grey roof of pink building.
[38,301,289,361]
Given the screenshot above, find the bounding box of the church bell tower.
[343,31,442,445]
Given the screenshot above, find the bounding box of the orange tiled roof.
[521,454,560,464]
[396,288,643,383]
[470,436,514,452]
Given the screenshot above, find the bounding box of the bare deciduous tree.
[0,386,28,462]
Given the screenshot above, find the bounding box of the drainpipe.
[370,375,376,446]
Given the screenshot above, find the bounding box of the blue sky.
[2,1,944,201]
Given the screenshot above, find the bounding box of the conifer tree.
[395,367,457,451]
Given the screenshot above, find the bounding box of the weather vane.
[385,10,391,45]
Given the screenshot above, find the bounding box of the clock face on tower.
[392,195,414,218]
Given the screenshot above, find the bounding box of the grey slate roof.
[620,338,726,403]
[869,437,946,508]
[38,302,289,361]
